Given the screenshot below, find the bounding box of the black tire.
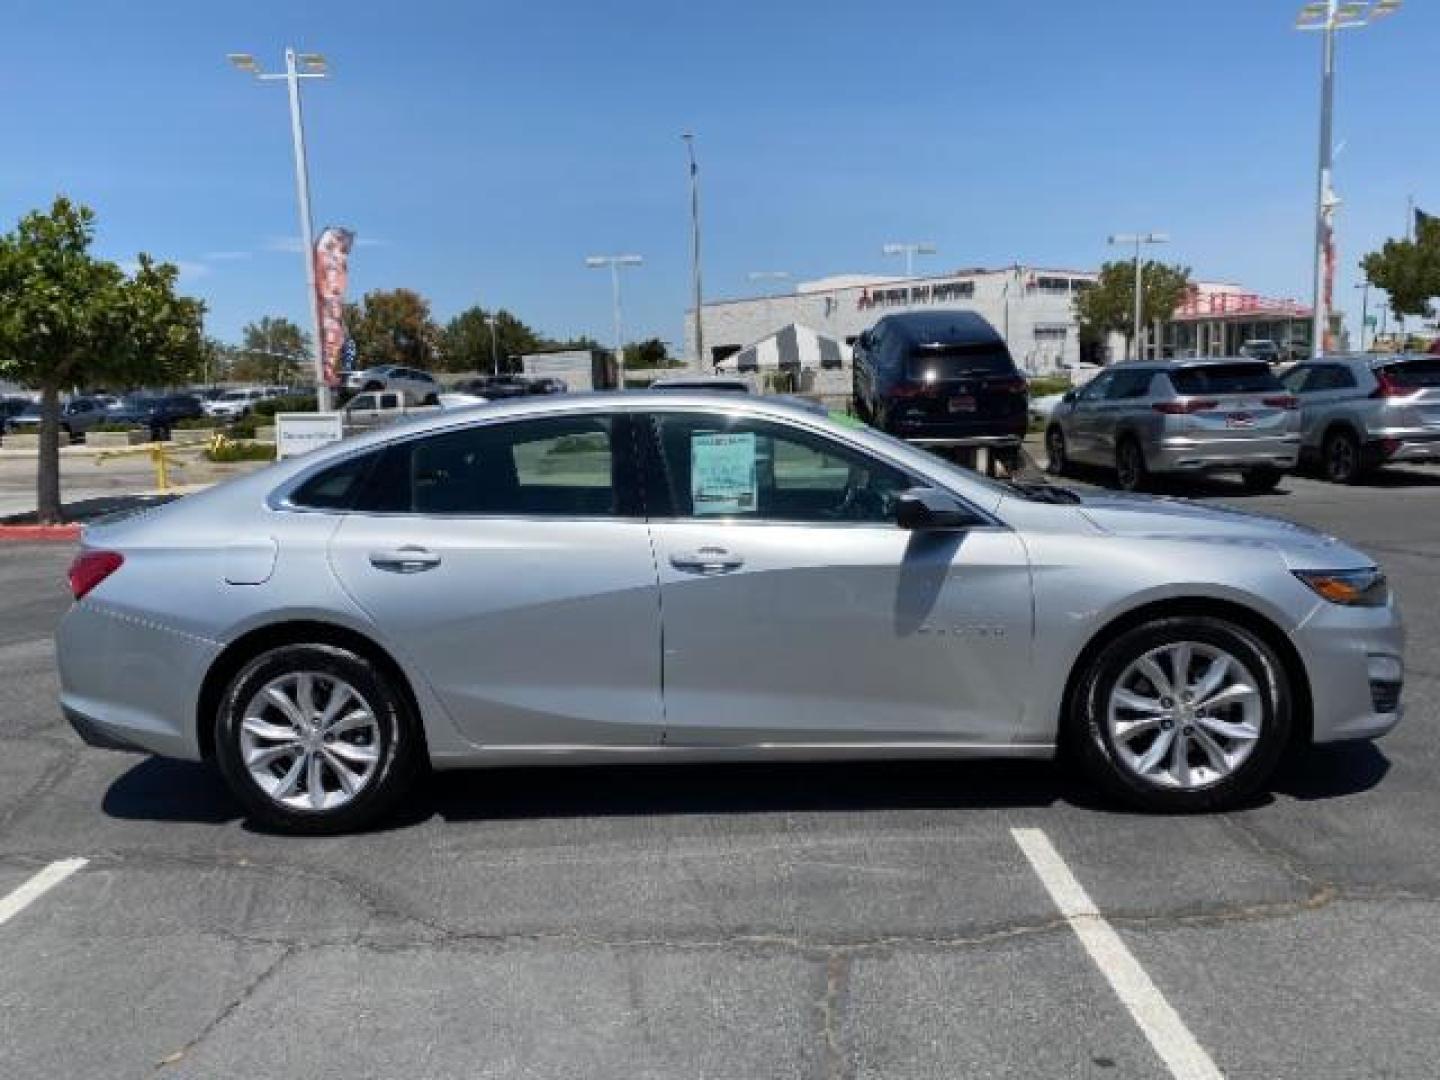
[1241,467,1284,493]
[214,644,421,834]
[1068,616,1292,812]
[1322,427,1364,485]
[1045,426,1069,476]
[1115,437,1150,492]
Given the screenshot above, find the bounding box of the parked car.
[1239,339,1286,365]
[0,396,33,433]
[852,311,1028,461]
[58,392,1402,832]
[204,387,269,420]
[344,365,440,403]
[341,389,438,429]
[453,375,534,400]
[527,377,568,395]
[1279,354,1440,483]
[1044,359,1301,492]
[650,375,753,393]
[5,396,112,440]
[106,393,205,439]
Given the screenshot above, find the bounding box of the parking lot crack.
[153,942,296,1071]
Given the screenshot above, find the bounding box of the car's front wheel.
[1045,426,1069,476]
[1068,616,1291,812]
[1115,437,1150,492]
[1323,428,1364,485]
[214,644,421,834]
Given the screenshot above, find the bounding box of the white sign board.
[275,412,345,460]
[691,433,758,515]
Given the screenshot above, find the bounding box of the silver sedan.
[57,393,1404,832]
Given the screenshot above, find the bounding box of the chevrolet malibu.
[57,393,1404,833]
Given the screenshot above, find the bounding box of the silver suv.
[1280,354,1440,483]
[344,365,440,403]
[1045,359,1301,492]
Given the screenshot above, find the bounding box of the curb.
[0,524,82,542]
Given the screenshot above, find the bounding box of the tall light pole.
[228,48,333,411]
[1108,232,1170,360]
[1354,280,1371,352]
[882,241,937,278]
[683,134,705,371]
[1295,0,1402,358]
[486,314,500,376]
[585,255,643,389]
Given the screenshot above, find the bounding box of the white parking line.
[1012,828,1223,1080]
[0,859,88,928]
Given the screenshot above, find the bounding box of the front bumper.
[1294,598,1405,743]
[1150,434,1301,474]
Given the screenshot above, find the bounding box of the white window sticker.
[691,432,757,515]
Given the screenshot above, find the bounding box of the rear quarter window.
[1166,363,1282,395]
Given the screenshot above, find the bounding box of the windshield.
[219,390,249,401]
[1382,359,1440,389]
[1168,363,1282,395]
[906,345,1015,381]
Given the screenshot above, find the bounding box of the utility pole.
[585,255,643,389]
[684,134,705,371]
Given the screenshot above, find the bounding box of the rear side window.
[352,415,625,517]
[1106,370,1155,400]
[1166,363,1281,395]
[1381,359,1440,389]
[905,343,1015,381]
[290,451,382,511]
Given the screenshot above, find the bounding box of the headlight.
[1293,568,1389,607]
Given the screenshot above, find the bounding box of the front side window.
[646,413,913,525]
[352,414,626,517]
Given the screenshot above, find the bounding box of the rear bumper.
[1150,434,1300,473]
[1371,430,1440,463]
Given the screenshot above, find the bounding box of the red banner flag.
[314,227,355,390]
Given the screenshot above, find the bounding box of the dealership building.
[683,266,1313,377]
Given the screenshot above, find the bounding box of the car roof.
[881,310,1004,347]
[650,376,751,390]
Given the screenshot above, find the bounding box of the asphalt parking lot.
[2,463,1438,1079]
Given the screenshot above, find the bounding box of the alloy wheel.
[1106,641,1263,790]
[239,672,382,811]
[1326,433,1358,483]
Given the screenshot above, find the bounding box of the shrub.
[91,422,144,433]
[1027,376,1073,397]
[173,417,218,430]
[228,415,259,439]
[205,440,276,463]
[253,394,317,418]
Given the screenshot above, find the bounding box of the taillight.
[68,550,123,600]
[1153,399,1219,415]
[1370,370,1415,399]
[1262,395,1300,410]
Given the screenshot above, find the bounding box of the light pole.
[1354,280,1371,352]
[228,48,333,411]
[882,241,937,279]
[1108,232,1170,360]
[585,255,643,389]
[485,314,501,376]
[683,134,705,371]
[748,271,792,296]
[1295,0,1402,357]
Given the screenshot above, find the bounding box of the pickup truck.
[341,390,440,432]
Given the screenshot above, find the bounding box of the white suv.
[204,387,268,420]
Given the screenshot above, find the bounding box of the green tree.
[232,316,310,384]
[437,306,549,373]
[1073,260,1192,361]
[624,338,673,369]
[346,288,439,370]
[1361,217,1440,320]
[0,198,204,522]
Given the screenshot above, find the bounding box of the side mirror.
[896,487,981,530]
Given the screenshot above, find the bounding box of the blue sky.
[2,0,1435,349]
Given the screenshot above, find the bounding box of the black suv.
[108,393,204,440]
[852,311,1028,450]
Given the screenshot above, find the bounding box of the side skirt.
[429,742,1057,770]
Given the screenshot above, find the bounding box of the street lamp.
[882,241,937,278]
[683,134,704,371]
[585,255,643,389]
[1354,280,1371,352]
[1295,0,1402,357]
[1108,232,1170,360]
[228,48,334,410]
[485,314,500,376]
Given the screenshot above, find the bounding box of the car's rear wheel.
[1115,437,1150,492]
[214,644,420,834]
[1241,467,1284,493]
[1045,426,1069,476]
[1323,428,1364,485]
[1069,616,1291,812]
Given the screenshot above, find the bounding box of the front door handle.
[670,546,744,575]
[368,546,442,573]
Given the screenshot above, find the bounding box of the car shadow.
[99,742,1392,832]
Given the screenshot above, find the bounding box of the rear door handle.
[670,547,744,575]
[368,546,442,573]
